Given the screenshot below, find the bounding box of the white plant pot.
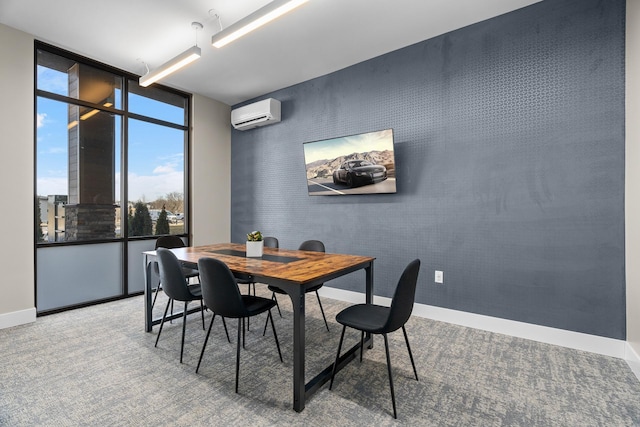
[246,240,264,257]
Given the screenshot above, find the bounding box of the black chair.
[238,236,279,296]
[264,236,279,249]
[268,240,329,331]
[154,248,208,363]
[151,235,199,310]
[196,257,283,393]
[329,259,421,419]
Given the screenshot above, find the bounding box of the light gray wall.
[191,94,232,246]
[0,23,35,321]
[626,0,640,356]
[231,0,626,339]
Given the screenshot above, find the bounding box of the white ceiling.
[0,0,540,105]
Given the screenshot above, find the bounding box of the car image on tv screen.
[303,129,396,196]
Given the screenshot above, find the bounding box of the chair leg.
[359,331,364,362]
[180,301,189,363]
[267,310,283,362]
[245,282,256,296]
[383,334,397,419]
[221,316,231,343]
[272,293,282,317]
[196,314,217,373]
[262,313,269,337]
[315,290,330,332]
[235,318,242,393]
[329,325,347,390]
[242,317,246,349]
[154,298,172,347]
[151,282,161,310]
[402,326,419,381]
[200,299,205,330]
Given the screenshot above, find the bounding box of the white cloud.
[45,147,66,154]
[119,170,184,202]
[37,113,47,128]
[153,164,176,174]
[37,177,68,197]
[38,165,184,202]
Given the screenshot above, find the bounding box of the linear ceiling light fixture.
[140,22,203,87]
[211,0,309,48]
[80,102,114,121]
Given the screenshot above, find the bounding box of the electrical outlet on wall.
[435,270,444,284]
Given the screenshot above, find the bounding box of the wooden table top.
[147,242,374,285]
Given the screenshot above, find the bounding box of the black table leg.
[288,285,306,412]
[144,253,153,332]
[365,262,374,348]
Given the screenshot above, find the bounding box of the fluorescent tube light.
[211,0,309,48]
[80,102,113,121]
[69,102,114,129]
[139,45,201,87]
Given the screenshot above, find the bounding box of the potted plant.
[246,230,264,257]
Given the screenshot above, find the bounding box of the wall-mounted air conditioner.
[231,98,281,130]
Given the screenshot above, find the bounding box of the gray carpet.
[1,288,639,426]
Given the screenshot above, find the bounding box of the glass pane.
[127,118,186,236]
[128,239,158,294]
[36,243,123,311]
[128,79,187,125]
[37,97,122,242]
[37,49,123,110]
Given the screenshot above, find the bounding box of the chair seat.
[241,295,276,317]
[268,283,323,294]
[186,283,203,299]
[182,267,199,278]
[336,304,390,334]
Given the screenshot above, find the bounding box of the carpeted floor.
[1,288,639,426]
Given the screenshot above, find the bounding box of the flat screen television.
[303,129,396,196]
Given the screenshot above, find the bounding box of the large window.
[35,43,191,312]
[36,47,189,242]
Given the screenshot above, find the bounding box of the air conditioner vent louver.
[231,98,281,130]
[235,115,270,126]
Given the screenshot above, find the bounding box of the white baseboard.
[626,342,640,381]
[0,307,36,330]
[319,287,627,360]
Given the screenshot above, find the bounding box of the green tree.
[130,201,152,236]
[35,197,45,242]
[127,206,134,233]
[155,205,171,235]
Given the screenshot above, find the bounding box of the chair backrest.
[155,235,186,249]
[198,257,248,319]
[264,236,279,248]
[383,259,421,333]
[156,248,193,302]
[298,239,325,253]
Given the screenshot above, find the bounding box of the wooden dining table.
[143,242,375,412]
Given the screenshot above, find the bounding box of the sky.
[302,128,394,164]
[36,66,185,202]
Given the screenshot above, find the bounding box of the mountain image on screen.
[302,129,397,196]
[305,151,395,180]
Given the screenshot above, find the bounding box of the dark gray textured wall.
[230,0,626,339]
